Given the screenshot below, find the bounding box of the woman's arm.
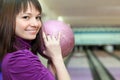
[47,57,71,80]
[52,57,71,80]
[47,60,56,77]
[42,32,71,80]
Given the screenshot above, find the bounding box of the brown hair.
[0,0,44,61]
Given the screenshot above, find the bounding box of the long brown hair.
[0,0,44,61]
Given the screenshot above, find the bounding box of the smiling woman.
[15,3,42,40]
[0,0,70,80]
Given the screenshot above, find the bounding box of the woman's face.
[15,3,42,40]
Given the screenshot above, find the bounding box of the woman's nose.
[30,18,39,27]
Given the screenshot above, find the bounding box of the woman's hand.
[42,31,62,60]
[42,31,71,80]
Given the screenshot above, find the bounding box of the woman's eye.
[22,16,29,19]
[36,16,41,20]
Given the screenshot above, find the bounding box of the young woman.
[0,0,71,80]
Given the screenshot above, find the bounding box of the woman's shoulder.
[2,49,39,68]
[2,49,55,80]
[2,49,35,62]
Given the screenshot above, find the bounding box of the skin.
[15,3,41,40]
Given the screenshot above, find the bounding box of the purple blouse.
[1,37,55,80]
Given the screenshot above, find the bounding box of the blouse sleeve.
[7,50,55,80]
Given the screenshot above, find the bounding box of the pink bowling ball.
[43,20,75,57]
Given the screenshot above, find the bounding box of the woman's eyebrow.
[20,13,41,16]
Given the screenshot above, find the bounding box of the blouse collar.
[14,36,32,50]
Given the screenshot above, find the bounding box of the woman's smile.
[26,29,38,34]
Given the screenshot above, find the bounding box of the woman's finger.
[51,33,57,41]
[57,32,61,41]
[42,31,47,43]
[47,35,52,41]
